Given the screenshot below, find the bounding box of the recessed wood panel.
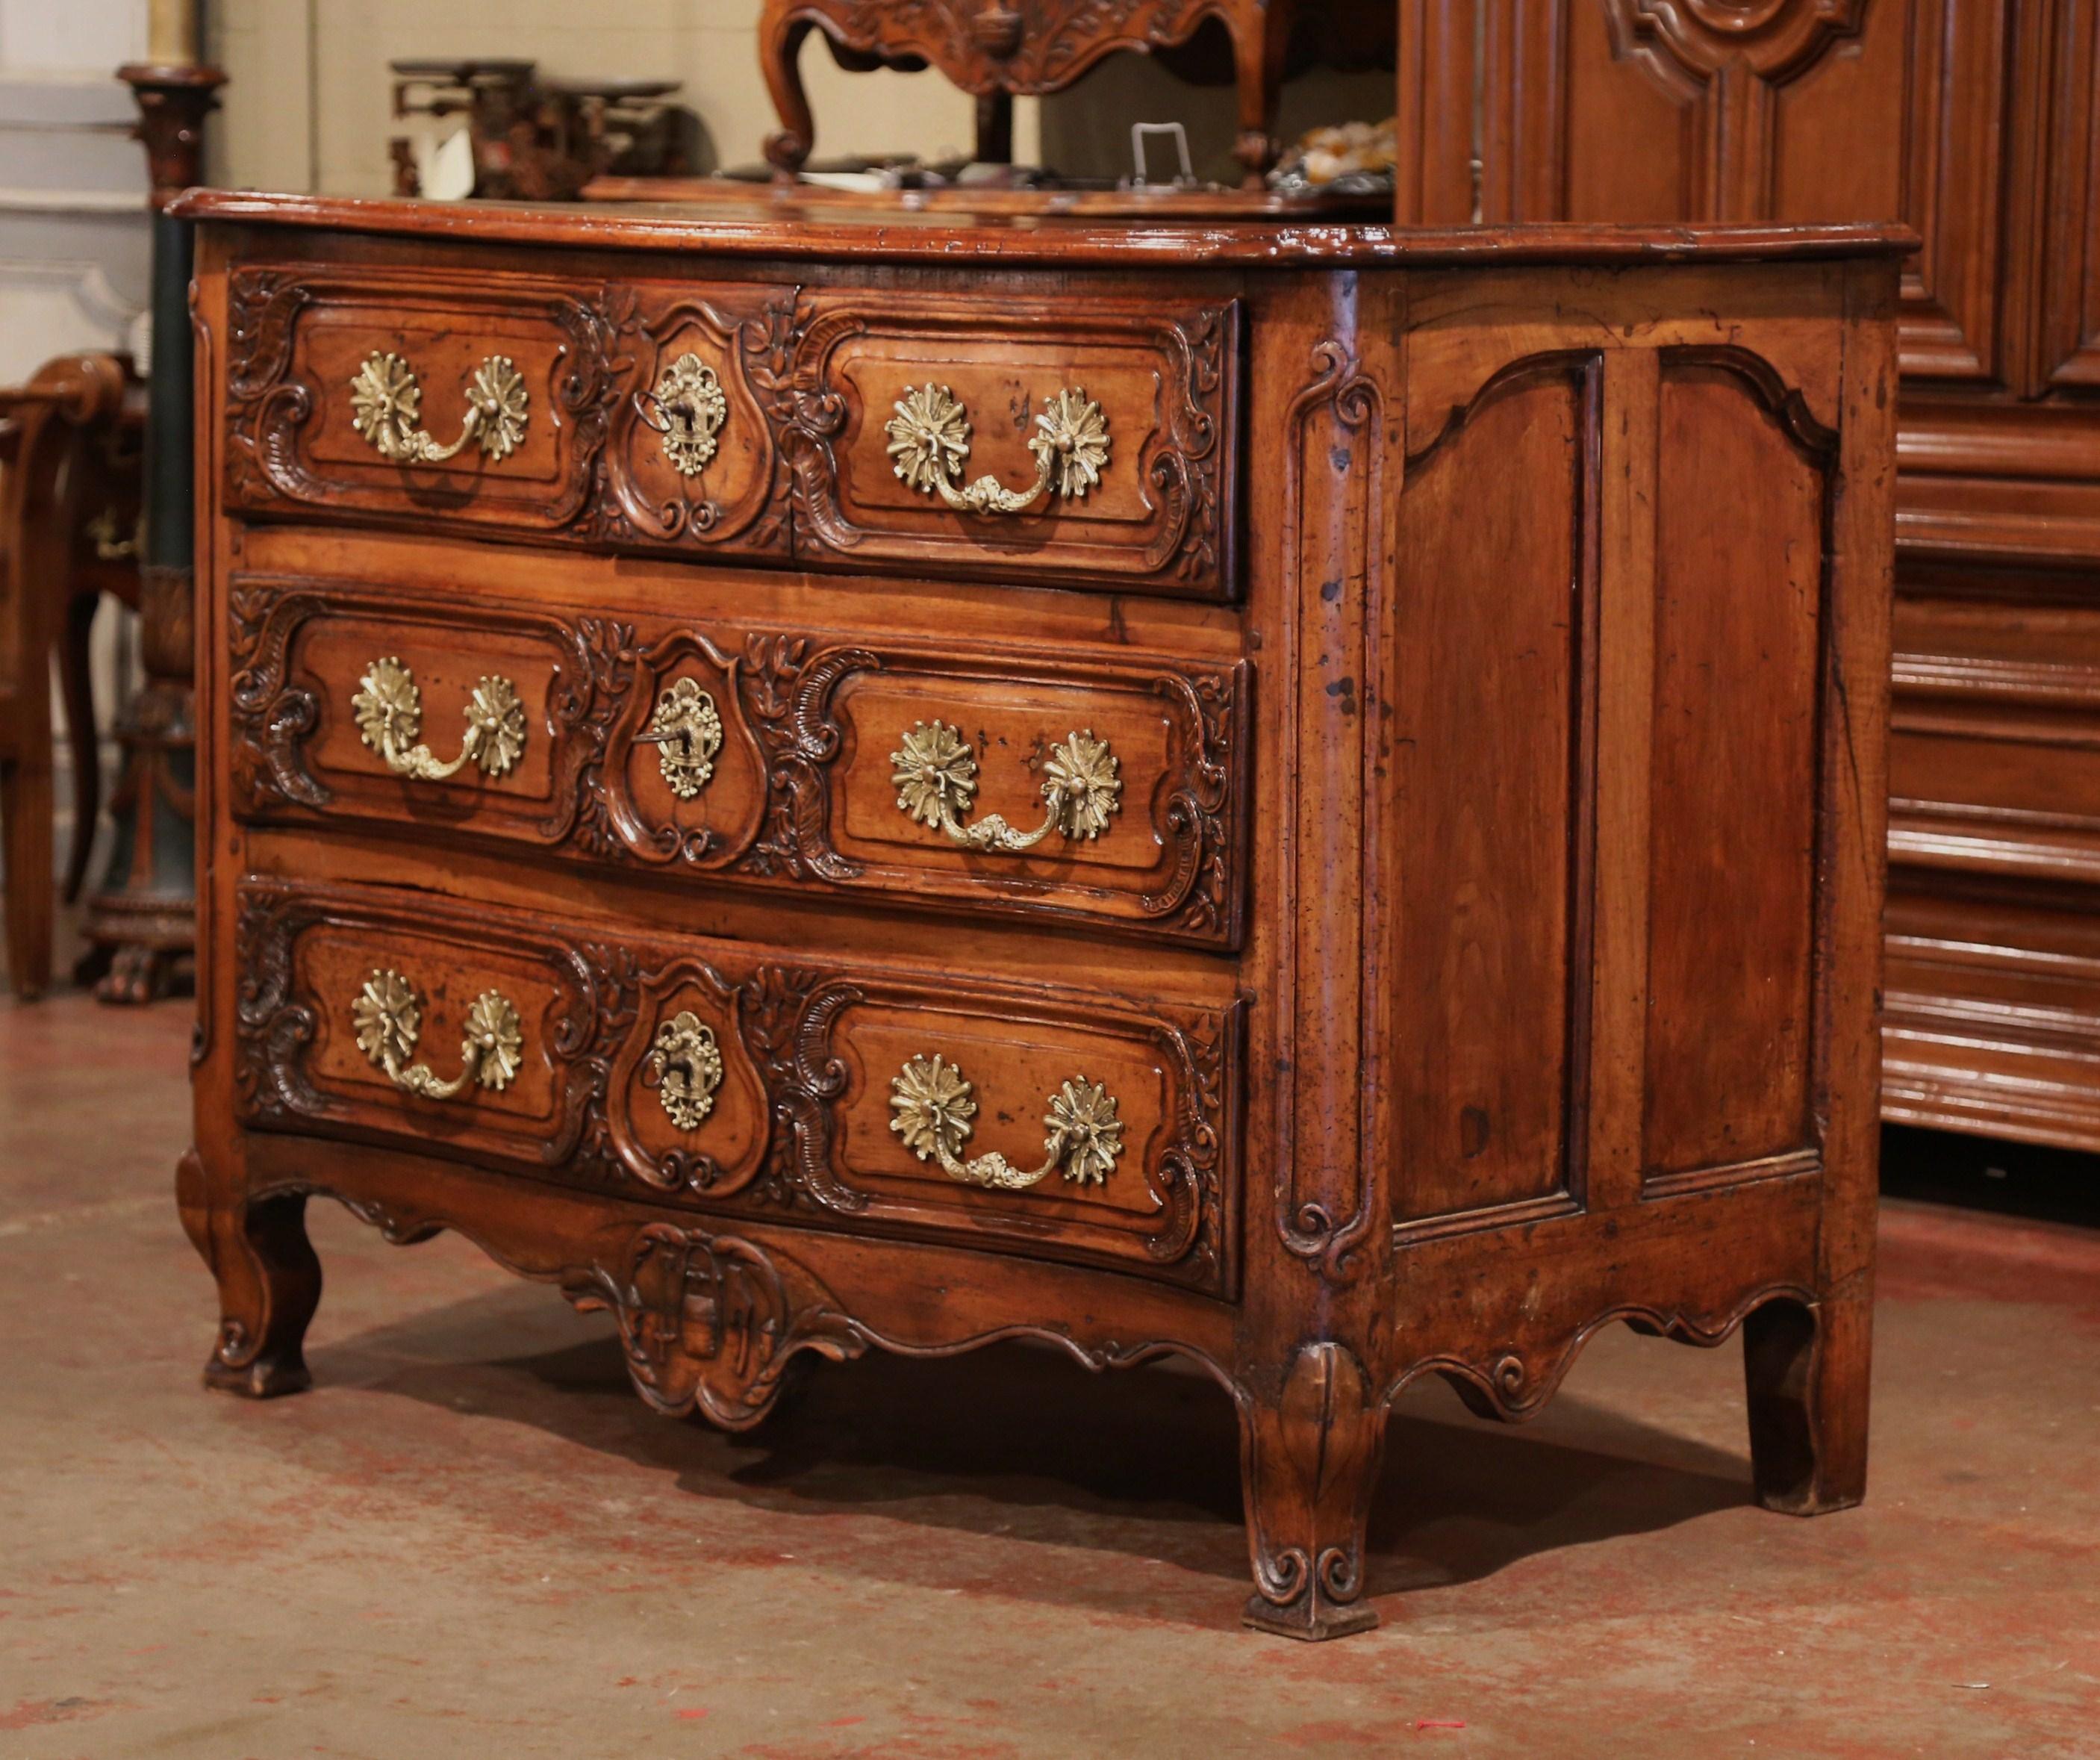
[1642,361,1826,1177]
[1387,362,1590,1224]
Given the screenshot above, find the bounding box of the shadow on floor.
[1882,1124,2100,1228]
[305,1271,1754,1608]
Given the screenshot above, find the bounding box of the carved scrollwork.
[231,886,321,1125]
[590,1222,867,1430]
[228,582,328,812]
[1399,1286,1822,1422]
[1240,1342,1385,1639]
[736,635,875,883]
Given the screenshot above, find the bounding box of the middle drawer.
[227,572,1250,949]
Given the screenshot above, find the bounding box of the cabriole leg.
[1238,1342,1386,1640]
[1743,1289,1871,1514]
[177,1148,320,1399]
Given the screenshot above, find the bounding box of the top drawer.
[224,264,796,558]
[219,264,1242,600]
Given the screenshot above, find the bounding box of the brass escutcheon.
[639,351,729,480]
[634,677,726,800]
[642,1010,725,1131]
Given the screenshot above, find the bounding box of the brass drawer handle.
[353,656,526,783]
[889,1053,1124,1190]
[885,384,1110,517]
[352,968,523,1100]
[632,677,725,800]
[644,1010,725,1131]
[638,352,729,480]
[891,721,1121,853]
[349,349,529,465]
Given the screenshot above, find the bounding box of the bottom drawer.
[231,879,1239,1296]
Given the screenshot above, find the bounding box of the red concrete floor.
[2,989,2096,1759]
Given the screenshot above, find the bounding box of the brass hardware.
[643,1010,725,1131]
[86,506,141,561]
[633,677,724,800]
[639,351,729,479]
[891,720,1121,853]
[348,349,530,464]
[888,1053,1124,1190]
[885,383,1111,516]
[352,968,523,1100]
[352,656,527,783]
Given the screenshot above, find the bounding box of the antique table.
[172,187,1903,1638]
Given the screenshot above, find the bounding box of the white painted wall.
[0,0,152,919]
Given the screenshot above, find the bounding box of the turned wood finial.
[116,63,227,206]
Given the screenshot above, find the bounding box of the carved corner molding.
[1274,341,1386,1288]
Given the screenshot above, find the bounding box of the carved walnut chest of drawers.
[173,189,1904,1639]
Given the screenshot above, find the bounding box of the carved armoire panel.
[1396,0,2015,382]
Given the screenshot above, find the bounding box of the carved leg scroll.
[1743,1290,1871,1515]
[1238,1342,1386,1639]
[177,1149,320,1399]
